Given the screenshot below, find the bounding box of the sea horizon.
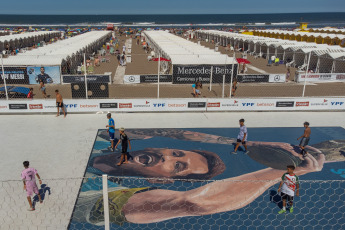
[0,12,344,28]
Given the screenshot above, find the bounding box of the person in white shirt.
[277,165,300,214]
[123,45,126,53]
[232,118,249,154]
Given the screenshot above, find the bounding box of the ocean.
[0,12,344,28]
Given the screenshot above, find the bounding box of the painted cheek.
[148,163,175,177]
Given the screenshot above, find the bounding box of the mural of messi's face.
[92,148,225,180]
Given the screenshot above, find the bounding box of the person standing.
[297,122,311,157]
[106,113,115,151]
[286,67,291,82]
[117,53,121,65]
[55,90,66,117]
[277,165,300,214]
[232,119,249,154]
[115,127,132,166]
[231,78,238,97]
[21,161,43,211]
[120,52,126,66]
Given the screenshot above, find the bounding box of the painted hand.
[296,151,325,174]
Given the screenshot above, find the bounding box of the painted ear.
[146,179,174,184]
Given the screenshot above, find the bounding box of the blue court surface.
[69,127,345,230]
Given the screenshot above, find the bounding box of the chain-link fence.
[1,33,345,100]
[1,176,344,229]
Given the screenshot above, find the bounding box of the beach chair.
[298,64,307,71]
[254,52,262,59]
[274,58,280,66]
[110,47,115,55]
[267,59,273,66]
[88,65,94,74]
[286,60,294,68]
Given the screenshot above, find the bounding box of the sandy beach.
[1,30,345,99]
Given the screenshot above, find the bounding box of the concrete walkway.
[113,38,132,84]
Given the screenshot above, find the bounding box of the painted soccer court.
[0,112,344,230]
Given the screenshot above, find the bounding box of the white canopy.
[2,31,111,66]
[0,31,59,43]
[143,31,236,65]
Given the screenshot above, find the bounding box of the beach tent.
[2,31,111,74]
[0,31,60,52]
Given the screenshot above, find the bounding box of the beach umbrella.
[236,58,251,64]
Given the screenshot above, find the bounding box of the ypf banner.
[0,67,29,84]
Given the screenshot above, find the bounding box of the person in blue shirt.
[106,113,115,151]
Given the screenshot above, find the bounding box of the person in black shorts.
[115,127,131,166]
[55,90,66,117]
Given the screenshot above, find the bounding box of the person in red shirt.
[27,88,33,99]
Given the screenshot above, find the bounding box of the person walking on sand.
[286,67,291,82]
[232,119,249,154]
[231,78,238,97]
[115,127,131,166]
[55,89,66,117]
[297,122,311,157]
[21,161,43,211]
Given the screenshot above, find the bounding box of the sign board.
[295,73,345,83]
[63,75,111,84]
[0,98,344,113]
[172,64,238,84]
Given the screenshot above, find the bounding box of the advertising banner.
[296,73,345,83]
[140,75,173,83]
[269,74,286,83]
[27,66,61,84]
[124,75,140,84]
[237,75,269,83]
[206,98,345,111]
[0,67,29,84]
[172,64,238,84]
[0,98,344,113]
[63,75,111,84]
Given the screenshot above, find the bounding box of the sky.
[1,0,345,14]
